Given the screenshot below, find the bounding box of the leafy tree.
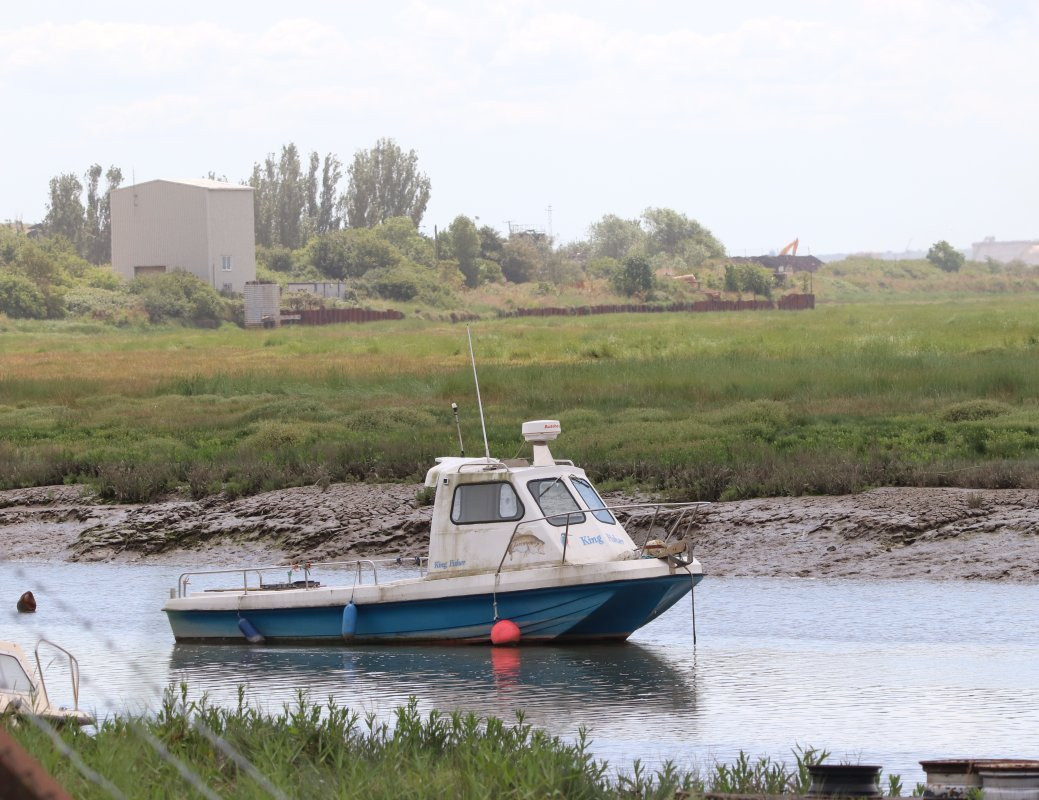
[365,264,422,301]
[256,245,295,273]
[500,237,540,283]
[302,229,400,280]
[642,207,724,264]
[478,258,503,284]
[82,165,122,264]
[249,143,321,248]
[586,256,620,278]
[343,138,431,228]
[44,173,85,246]
[374,217,434,267]
[84,164,102,261]
[449,215,481,287]
[478,226,506,263]
[611,255,653,297]
[276,144,306,249]
[249,155,278,248]
[724,264,739,293]
[927,240,965,272]
[317,153,343,234]
[305,151,320,221]
[588,214,644,260]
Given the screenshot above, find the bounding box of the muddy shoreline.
[1,484,1037,581]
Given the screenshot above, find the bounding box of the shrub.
[500,237,539,283]
[927,240,966,272]
[366,265,421,301]
[303,229,401,280]
[63,285,145,325]
[940,400,1012,422]
[365,261,453,306]
[611,255,653,297]
[257,244,295,272]
[0,271,49,318]
[129,270,225,326]
[93,460,170,503]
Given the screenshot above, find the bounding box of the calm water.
[2,559,1038,783]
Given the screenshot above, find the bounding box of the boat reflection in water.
[167,641,698,739]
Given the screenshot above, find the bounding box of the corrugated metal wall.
[110,180,255,292]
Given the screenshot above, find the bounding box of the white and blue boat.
[164,419,704,644]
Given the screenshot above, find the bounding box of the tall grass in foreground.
[6,685,855,799]
[1,297,1038,500]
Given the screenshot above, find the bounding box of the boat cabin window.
[527,478,586,527]
[570,477,615,524]
[451,482,524,524]
[0,654,33,693]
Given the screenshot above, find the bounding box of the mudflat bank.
[0,484,1037,581]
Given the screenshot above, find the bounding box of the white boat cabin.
[423,420,638,577]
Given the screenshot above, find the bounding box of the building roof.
[112,178,253,193]
[730,254,823,272]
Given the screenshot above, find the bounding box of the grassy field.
[1,295,1038,501]
[810,257,1039,303]
[6,687,838,799]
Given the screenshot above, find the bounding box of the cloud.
[2,1,1037,248]
[4,3,1036,138]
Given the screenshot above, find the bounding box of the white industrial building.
[110,178,256,293]
[971,237,1039,266]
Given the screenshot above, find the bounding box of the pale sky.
[2,0,1036,255]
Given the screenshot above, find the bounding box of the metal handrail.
[175,557,416,598]
[456,461,506,473]
[33,638,82,712]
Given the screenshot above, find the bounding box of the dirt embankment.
[1,484,1037,581]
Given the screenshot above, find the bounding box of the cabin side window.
[527,478,586,527]
[0,654,33,693]
[570,477,616,524]
[450,482,524,524]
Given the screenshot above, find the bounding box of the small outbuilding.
[110,178,256,293]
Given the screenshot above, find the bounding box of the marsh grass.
[7,686,705,799]
[1,297,1038,500]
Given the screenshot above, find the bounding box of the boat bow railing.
[175,556,428,599]
[33,638,83,714]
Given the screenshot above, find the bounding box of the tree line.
[5,136,735,320]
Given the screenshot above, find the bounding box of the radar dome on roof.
[522,420,561,442]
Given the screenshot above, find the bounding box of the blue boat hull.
[166,573,701,644]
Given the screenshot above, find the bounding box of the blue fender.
[341,602,358,638]
[237,617,265,644]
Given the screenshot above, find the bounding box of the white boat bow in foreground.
[0,638,93,726]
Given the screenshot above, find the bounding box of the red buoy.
[490,618,520,645]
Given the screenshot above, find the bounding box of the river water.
[2,560,1037,784]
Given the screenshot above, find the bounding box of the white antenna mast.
[466,326,492,462]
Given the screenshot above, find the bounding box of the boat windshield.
[0,653,34,694]
[527,478,586,527]
[570,477,615,524]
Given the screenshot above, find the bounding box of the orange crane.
[779,238,799,256]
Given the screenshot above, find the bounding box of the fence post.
[0,726,75,800]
